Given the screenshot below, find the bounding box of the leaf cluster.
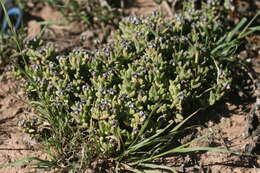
[21,5,258,171]
[32,0,122,28]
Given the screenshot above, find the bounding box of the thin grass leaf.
[30,100,46,107]
[125,122,173,155]
[173,146,246,155]
[119,109,202,163]
[138,163,177,173]
[38,20,70,25]
[0,1,25,63]
[213,13,259,55]
[130,132,212,165]
[171,108,201,132]
[225,18,247,42]
[0,1,16,35]
[143,171,161,173]
[121,163,145,173]
[0,157,56,168]
[238,10,260,39]
[149,142,167,156]
[220,43,238,57]
[130,103,162,147]
[238,26,260,38]
[211,41,236,55]
[216,33,227,45]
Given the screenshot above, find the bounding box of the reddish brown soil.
[194,105,260,173]
[0,72,48,173]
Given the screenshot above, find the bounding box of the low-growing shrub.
[22,6,257,171]
[0,35,14,69]
[20,0,122,28]
[0,33,25,71]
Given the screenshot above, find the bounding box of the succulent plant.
[23,5,251,162]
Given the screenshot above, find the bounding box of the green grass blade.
[213,15,259,55]
[121,109,201,162]
[211,42,233,54]
[0,0,28,67]
[172,146,239,154]
[171,108,201,132]
[130,103,161,147]
[238,10,260,39]
[121,163,145,173]
[238,26,260,38]
[138,163,177,173]
[0,157,55,168]
[225,18,247,42]
[38,20,70,25]
[124,122,173,156]
[130,132,212,165]
[0,1,16,34]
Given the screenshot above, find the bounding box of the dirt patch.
[27,20,41,38]
[125,0,158,15]
[182,32,260,172]
[0,72,48,173]
[196,107,260,173]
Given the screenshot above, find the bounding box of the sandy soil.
[0,72,48,173]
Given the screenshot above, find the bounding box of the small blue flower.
[108,88,116,95]
[152,10,159,16]
[110,120,117,127]
[132,73,139,78]
[177,92,185,100]
[158,116,166,122]
[127,101,135,108]
[82,84,90,91]
[132,127,138,134]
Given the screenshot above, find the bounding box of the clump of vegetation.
[20,0,123,28]
[0,35,14,69]
[0,33,25,71]
[20,4,258,172]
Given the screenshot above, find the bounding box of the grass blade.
[225,18,247,42]
[130,103,161,147]
[38,20,70,25]
[130,132,212,165]
[238,10,260,39]
[0,157,55,168]
[129,123,172,150]
[121,163,145,173]
[238,26,260,38]
[171,146,241,154]
[171,108,201,132]
[138,163,177,173]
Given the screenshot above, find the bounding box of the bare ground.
[0,72,48,173]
